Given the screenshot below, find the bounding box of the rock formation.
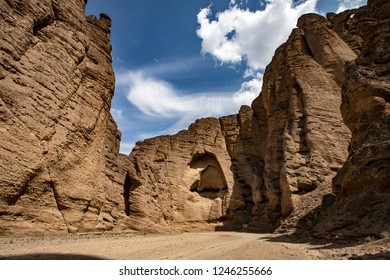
[124,0,389,237]
[333,0,390,197]
[0,0,389,239]
[126,11,357,231]
[312,0,390,239]
[0,0,128,234]
[126,118,234,232]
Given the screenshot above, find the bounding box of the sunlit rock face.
[125,118,235,232]
[0,0,129,235]
[126,0,390,238]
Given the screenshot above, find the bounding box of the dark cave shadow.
[0,253,106,260]
[348,251,390,260]
[254,203,379,251]
[257,233,363,251]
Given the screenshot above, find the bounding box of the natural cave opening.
[188,152,227,199]
[123,172,132,216]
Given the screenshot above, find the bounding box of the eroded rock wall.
[126,118,235,232]
[0,0,128,234]
[125,2,388,233]
[333,0,390,197]
[219,106,269,230]
[312,0,390,239]
[250,12,354,230]
[1,0,388,238]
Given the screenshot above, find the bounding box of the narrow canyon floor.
[1,232,389,260]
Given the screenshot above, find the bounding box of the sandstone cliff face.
[312,0,390,239]
[125,0,389,236]
[0,0,128,234]
[252,14,353,222]
[126,118,234,232]
[126,12,356,231]
[333,0,390,197]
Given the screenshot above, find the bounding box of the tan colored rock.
[220,106,269,231]
[126,118,235,232]
[333,0,390,197]
[311,0,390,239]
[0,0,128,235]
[251,14,352,228]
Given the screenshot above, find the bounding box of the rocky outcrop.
[252,13,353,226]
[0,0,129,234]
[312,0,390,239]
[125,0,390,237]
[126,118,234,232]
[333,0,390,197]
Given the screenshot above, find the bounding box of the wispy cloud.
[111,108,123,119]
[116,57,204,81]
[116,69,262,137]
[336,0,366,13]
[196,0,318,71]
[118,70,261,118]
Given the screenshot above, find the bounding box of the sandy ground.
[0,232,389,260]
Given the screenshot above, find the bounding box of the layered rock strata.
[0,0,128,234]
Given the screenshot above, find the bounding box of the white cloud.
[117,70,262,133]
[121,71,260,117]
[336,0,366,13]
[111,108,123,119]
[124,71,190,117]
[233,73,263,106]
[196,0,318,71]
[119,142,136,155]
[143,57,202,77]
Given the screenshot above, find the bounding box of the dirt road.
[0,232,324,260]
[1,231,388,260]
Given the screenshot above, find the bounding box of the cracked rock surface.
[0,0,128,234]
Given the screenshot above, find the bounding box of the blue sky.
[86,0,366,154]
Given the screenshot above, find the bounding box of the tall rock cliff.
[0,0,128,234]
[252,11,354,224]
[125,0,389,237]
[333,0,390,196]
[312,0,390,239]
